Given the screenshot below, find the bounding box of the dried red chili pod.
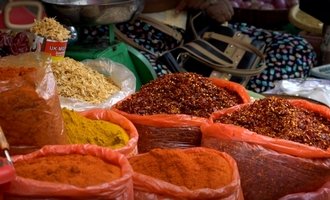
[10,32,30,55]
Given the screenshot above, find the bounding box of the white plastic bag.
[264,78,330,107]
[60,58,136,111]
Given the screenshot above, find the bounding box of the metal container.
[41,0,144,26]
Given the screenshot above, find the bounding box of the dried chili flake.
[216,97,330,150]
[115,73,243,118]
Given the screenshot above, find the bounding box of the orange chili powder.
[14,154,121,188]
[129,148,233,190]
[0,66,67,154]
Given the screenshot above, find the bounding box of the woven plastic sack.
[112,78,251,153]
[3,144,134,200]
[0,52,67,155]
[201,99,330,200]
[131,147,244,200]
[79,108,139,156]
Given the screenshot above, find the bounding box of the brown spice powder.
[129,148,233,190]
[115,72,242,118]
[14,154,122,188]
[216,97,330,150]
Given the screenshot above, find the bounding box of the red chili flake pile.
[216,97,330,150]
[115,72,243,118]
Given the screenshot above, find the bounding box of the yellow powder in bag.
[62,108,129,149]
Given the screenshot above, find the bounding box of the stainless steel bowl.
[41,0,144,26]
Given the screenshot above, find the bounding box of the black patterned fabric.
[230,23,317,93]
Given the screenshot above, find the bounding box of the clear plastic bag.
[264,78,330,107]
[60,58,136,111]
[0,52,67,155]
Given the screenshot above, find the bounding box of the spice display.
[115,72,243,118]
[216,97,330,149]
[30,17,70,41]
[52,57,120,104]
[0,53,67,155]
[14,154,121,188]
[129,148,233,190]
[62,108,129,149]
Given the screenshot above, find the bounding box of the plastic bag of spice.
[201,98,330,200]
[279,181,330,200]
[78,108,139,156]
[3,144,134,200]
[0,52,67,155]
[112,73,251,153]
[129,147,244,200]
[55,58,136,111]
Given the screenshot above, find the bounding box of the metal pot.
[41,0,144,26]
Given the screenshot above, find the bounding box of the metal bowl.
[41,0,144,26]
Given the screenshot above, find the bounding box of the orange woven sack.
[3,144,134,200]
[202,99,330,200]
[131,147,244,200]
[79,109,139,156]
[112,77,250,153]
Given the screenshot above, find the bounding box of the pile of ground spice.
[115,72,242,118]
[14,154,122,188]
[129,148,233,190]
[216,97,330,150]
[62,108,129,149]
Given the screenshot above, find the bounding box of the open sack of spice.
[62,108,139,156]
[52,57,136,111]
[3,144,134,199]
[201,96,330,200]
[128,147,243,200]
[0,52,68,155]
[112,72,251,153]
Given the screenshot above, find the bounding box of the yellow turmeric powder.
[62,108,129,149]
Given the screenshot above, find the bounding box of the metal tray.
[41,0,144,25]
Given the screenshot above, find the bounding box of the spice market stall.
[0,0,330,199]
